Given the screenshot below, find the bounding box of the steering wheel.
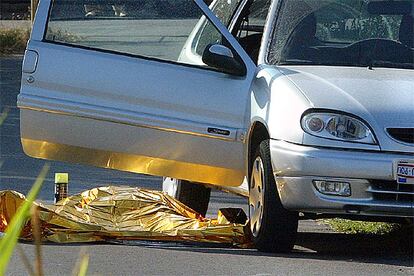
[346,38,412,64]
[348,38,404,49]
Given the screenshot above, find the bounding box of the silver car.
[19,0,413,252]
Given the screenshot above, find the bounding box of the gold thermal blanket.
[0,186,251,247]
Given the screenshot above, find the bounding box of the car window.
[241,0,271,30]
[268,0,414,69]
[313,4,402,43]
[235,0,271,63]
[45,0,236,68]
[193,0,243,56]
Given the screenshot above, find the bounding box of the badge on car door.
[208,128,231,136]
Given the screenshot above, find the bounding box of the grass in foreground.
[0,164,89,275]
[0,28,30,55]
[324,219,402,235]
[0,164,49,275]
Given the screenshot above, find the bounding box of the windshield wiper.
[278,59,318,65]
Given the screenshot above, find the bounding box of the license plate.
[395,160,414,184]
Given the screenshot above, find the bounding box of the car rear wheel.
[249,140,298,253]
[162,178,211,216]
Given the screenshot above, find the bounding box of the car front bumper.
[269,140,414,218]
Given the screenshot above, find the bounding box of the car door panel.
[18,0,255,186]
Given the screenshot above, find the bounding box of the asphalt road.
[1,56,413,275]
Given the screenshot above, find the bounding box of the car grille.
[368,180,414,203]
[387,128,414,144]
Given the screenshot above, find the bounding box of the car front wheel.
[249,140,298,252]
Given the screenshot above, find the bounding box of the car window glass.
[237,0,271,38]
[246,0,271,26]
[268,0,413,69]
[45,0,237,68]
[313,4,402,43]
[235,0,271,63]
[194,0,243,56]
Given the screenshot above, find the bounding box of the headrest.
[292,14,317,43]
[399,15,413,48]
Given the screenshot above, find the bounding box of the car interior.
[279,1,414,67]
[232,0,270,64]
[231,0,413,67]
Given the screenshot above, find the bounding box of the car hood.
[280,66,414,152]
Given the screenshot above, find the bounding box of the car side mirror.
[202,44,247,76]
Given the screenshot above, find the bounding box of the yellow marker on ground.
[0,107,10,127]
[54,173,69,203]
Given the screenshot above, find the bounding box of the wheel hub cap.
[249,156,265,237]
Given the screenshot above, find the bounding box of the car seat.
[283,13,319,61]
[239,33,263,64]
[399,15,413,48]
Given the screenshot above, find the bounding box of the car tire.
[249,140,298,253]
[162,177,211,216]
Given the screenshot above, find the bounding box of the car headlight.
[301,112,377,144]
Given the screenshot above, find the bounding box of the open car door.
[18,0,255,186]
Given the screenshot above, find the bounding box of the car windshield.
[268,0,414,69]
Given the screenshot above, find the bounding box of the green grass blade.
[0,163,50,275]
[0,107,10,127]
[77,255,89,276]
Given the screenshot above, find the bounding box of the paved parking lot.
[1,56,413,275]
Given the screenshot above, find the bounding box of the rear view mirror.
[202,44,247,76]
